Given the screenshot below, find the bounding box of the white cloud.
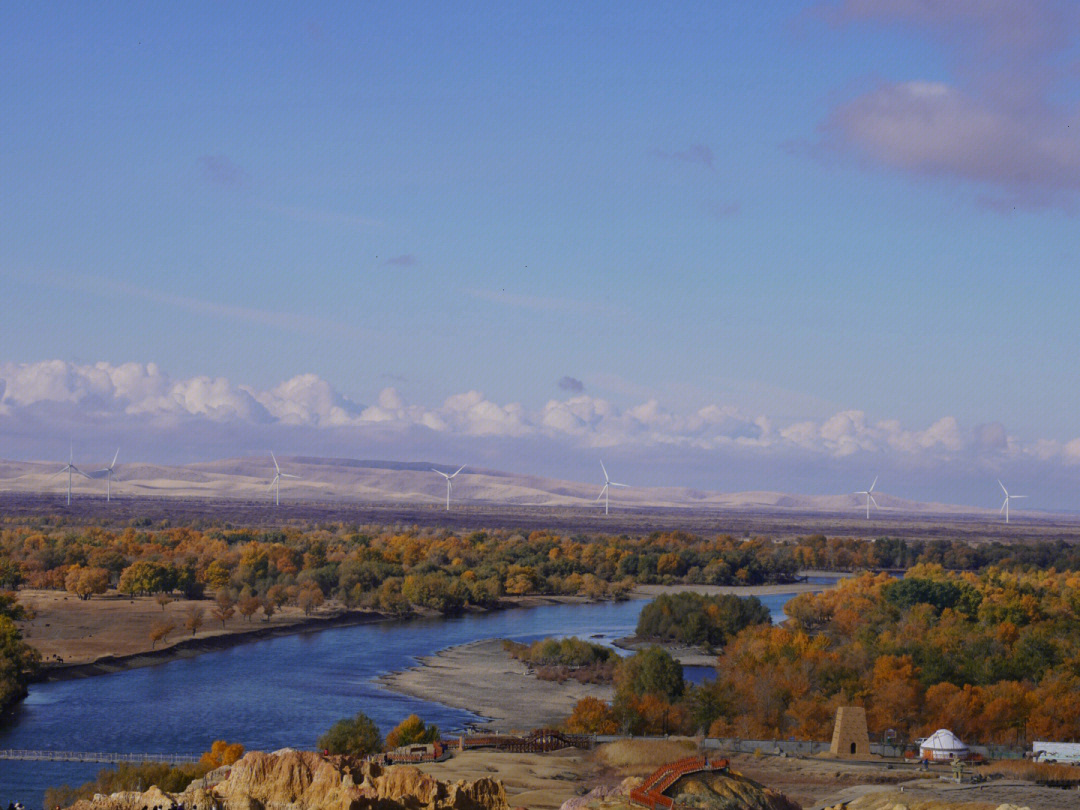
[3,360,1080,485]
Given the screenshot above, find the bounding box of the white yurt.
[919,729,970,761]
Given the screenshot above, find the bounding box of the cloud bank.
[3,361,1080,504]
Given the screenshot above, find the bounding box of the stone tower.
[830,706,870,757]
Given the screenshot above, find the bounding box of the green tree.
[317,711,383,755]
[614,646,684,701]
[0,612,40,712]
[636,592,770,648]
[118,561,175,595]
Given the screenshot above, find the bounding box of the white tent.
[919,729,969,761]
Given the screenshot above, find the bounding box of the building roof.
[920,729,968,751]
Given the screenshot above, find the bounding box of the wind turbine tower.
[854,476,879,519]
[998,480,1026,523]
[52,444,90,506]
[268,451,299,506]
[431,465,465,510]
[92,448,120,502]
[596,460,628,515]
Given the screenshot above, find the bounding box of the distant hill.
[0,454,992,516]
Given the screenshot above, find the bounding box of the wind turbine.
[596,460,628,515]
[431,465,465,510]
[51,444,90,506]
[268,451,299,506]
[91,448,120,502]
[854,476,879,519]
[998,480,1026,523]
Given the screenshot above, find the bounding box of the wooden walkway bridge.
[629,755,730,810]
[0,749,201,764]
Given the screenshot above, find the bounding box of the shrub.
[317,711,383,755]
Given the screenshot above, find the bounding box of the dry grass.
[845,793,996,810]
[595,738,699,770]
[978,759,1080,784]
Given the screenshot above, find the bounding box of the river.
[0,581,835,805]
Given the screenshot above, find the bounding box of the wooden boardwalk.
[0,749,200,764]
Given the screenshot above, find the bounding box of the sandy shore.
[378,638,613,732]
[611,637,717,666]
[630,581,824,598]
[14,589,586,681]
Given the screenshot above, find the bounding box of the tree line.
[563,567,1080,745]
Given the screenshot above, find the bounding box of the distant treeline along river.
[0,580,837,807]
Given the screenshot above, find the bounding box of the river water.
[0,584,832,805]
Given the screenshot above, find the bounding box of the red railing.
[628,755,729,810]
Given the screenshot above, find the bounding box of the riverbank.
[15,589,588,683]
[15,577,836,684]
[377,638,612,732]
[629,581,824,598]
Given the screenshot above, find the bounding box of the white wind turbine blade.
[610,482,629,488]
[431,468,451,480]
[599,459,609,482]
[869,494,879,509]
[281,473,300,479]
[94,449,120,474]
[595,483,608,503]
[1000,497,1008,513]
[449,465,466,478]
[869,476,878,493]
[268,474,280,492]
[999,480,1009,497]
[1011,495,1027,499]
[271,451,281,474]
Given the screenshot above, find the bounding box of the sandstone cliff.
[66,748,508,810]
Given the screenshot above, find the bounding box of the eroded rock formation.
[559,769,800,810]
[66,748,509,810]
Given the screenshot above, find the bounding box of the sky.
[3,1,1080,509]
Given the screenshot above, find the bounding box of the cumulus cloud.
[558,376,585,393]
[5,361,1080,499]
[813,0,1080,208]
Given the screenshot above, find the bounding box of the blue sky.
[4,1,1080,508]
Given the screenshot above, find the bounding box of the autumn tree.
[183,605,205,636]
[211,590,235,629]
[149,619,175,649]
[237,595,260,622]
[298,584,324,616]
[565,697,618,734]
[155,593,173,611]
[385,714,440,749]
[261,597,277,622]
[199,740,245,769]
[64,565,109,600]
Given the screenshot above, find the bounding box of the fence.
[0,749,201,764]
